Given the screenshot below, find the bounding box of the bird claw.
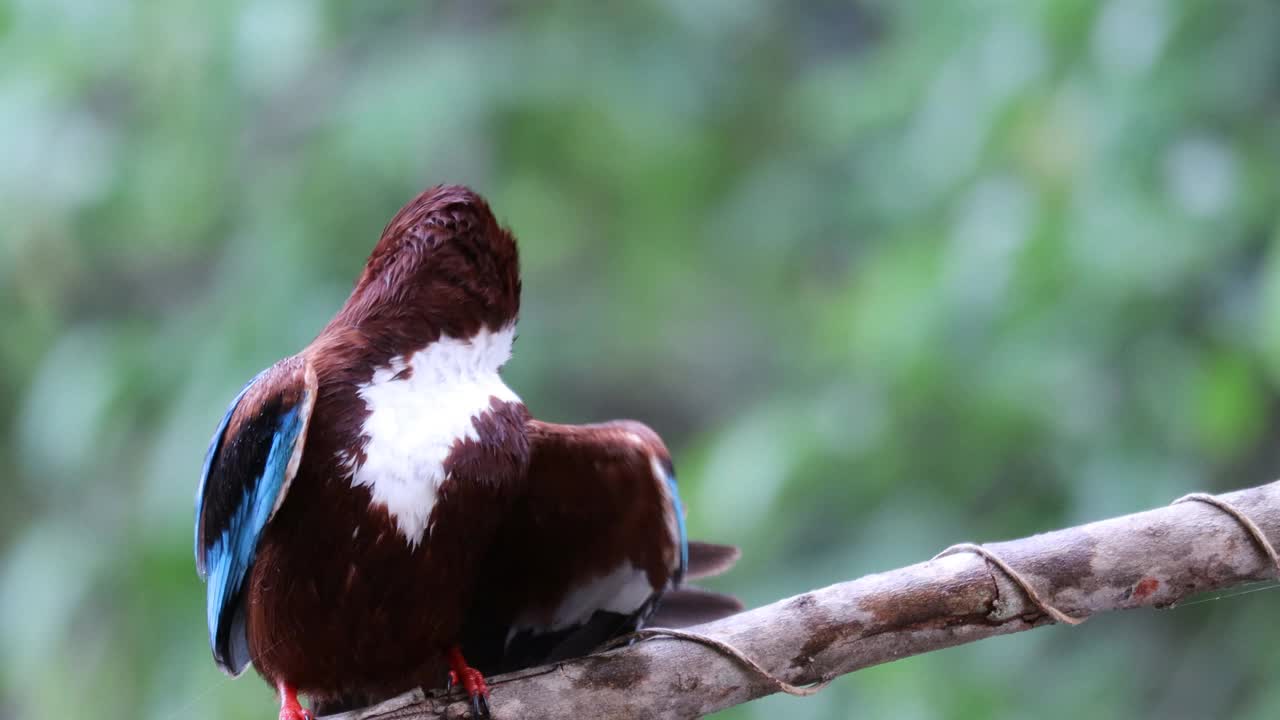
[451,667,491,718]
[446,647,492,719]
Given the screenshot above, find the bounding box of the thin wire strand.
[933,542,1087,626]
[602,627,833,697]
[1172,493,1280,577]
[162,632,297,720]
[1173,580,1280,610]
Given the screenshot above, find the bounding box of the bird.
[194,184,740,720]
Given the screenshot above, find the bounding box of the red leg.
[277,681,313,720]
[446,645,491,718]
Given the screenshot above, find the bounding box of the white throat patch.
[350,324,520,548]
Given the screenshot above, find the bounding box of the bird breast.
[347,325,520,548]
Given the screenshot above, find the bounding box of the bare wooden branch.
[329,480,1280,720]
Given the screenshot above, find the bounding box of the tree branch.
[329,480,1280,720]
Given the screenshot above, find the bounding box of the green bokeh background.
[4,1,1280,718]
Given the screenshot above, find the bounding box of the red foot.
[447,646,491,718]
[277,681,314,720]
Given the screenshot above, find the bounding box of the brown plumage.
[461,419,741,675]
[197,185,531,716]
[195,184,740,720]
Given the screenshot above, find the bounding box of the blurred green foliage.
[3,0,1280,718]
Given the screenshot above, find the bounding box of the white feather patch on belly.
[351,325,519,548]
[509,563,654,647]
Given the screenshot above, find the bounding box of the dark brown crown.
[334,185,521,346]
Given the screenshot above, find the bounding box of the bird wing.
[194,355,317,675]
[464,419,742,673]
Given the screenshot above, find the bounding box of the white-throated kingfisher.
[194,185,739,719]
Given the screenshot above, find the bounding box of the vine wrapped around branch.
[329,480,1280,720]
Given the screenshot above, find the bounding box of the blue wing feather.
[663,467,689,585]
[194,371,264,577]
[203,404,304,672]
[194,359,313,676]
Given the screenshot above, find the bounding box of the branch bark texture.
[329,481,1280,720]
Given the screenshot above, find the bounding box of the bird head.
[330,185,521,357]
